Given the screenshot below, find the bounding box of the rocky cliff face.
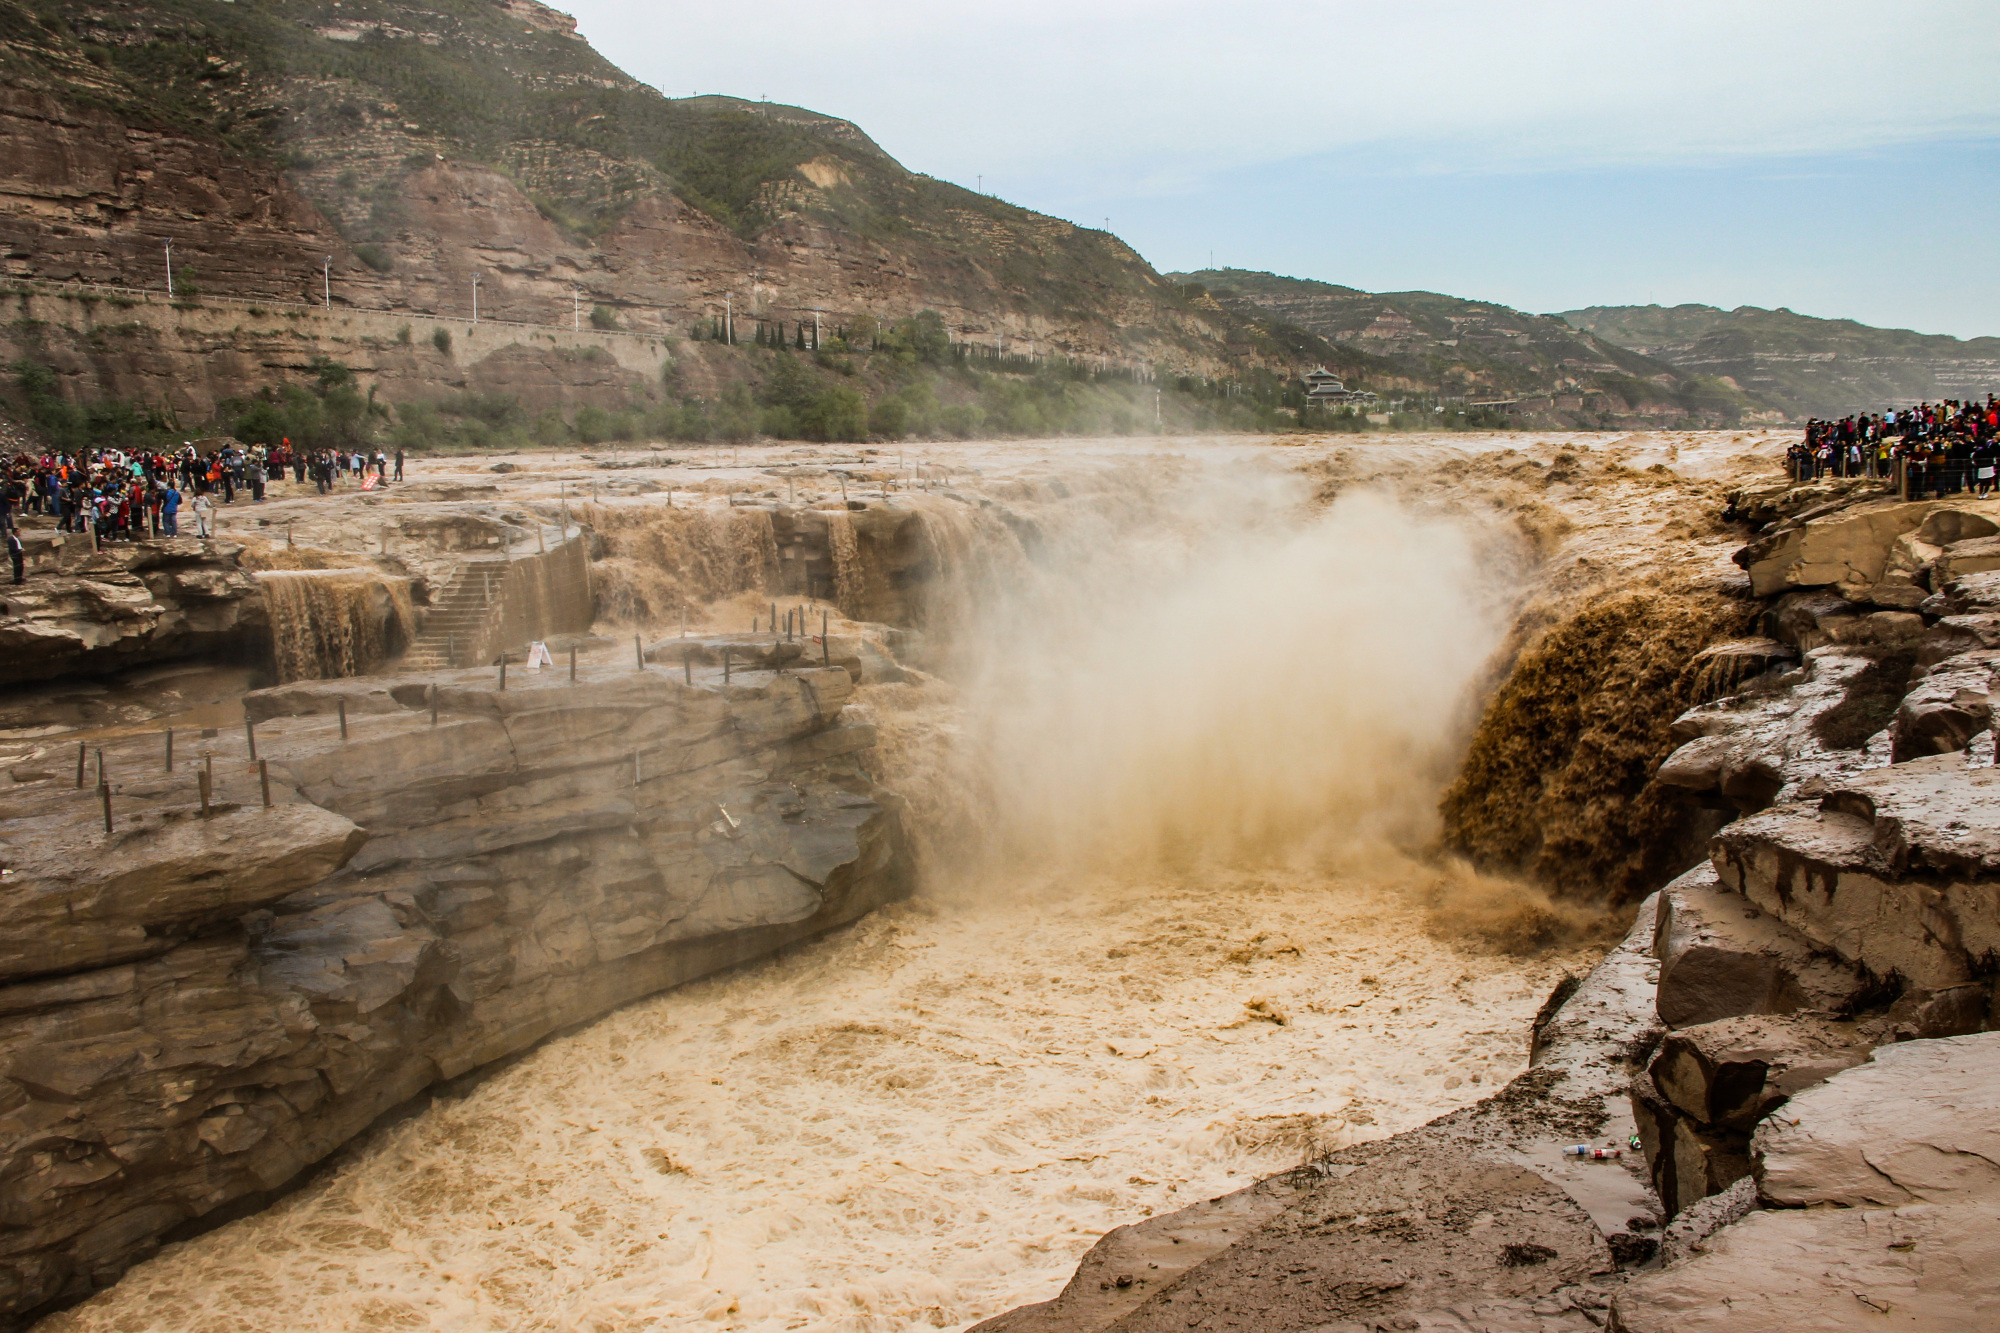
[0,0,1246,417]
[1563,303,2000,421]
[0,537,267,688]
[0,654,910,1321]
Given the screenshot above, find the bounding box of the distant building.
[1301,366,1377,406]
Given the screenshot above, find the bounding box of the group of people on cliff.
[0,442,406,563]
[1788,396,2000,498]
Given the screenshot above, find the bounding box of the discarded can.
[1590,1147,1623,1160]
[1628,1135,1642,1150]
[1561,1145,1591,1157]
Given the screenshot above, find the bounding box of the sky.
[560,0,2000,338]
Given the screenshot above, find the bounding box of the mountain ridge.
[1561,302,2000,419]
[1173,268,1777,426]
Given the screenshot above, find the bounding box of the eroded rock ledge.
[990,482,2000,1332]
[0,654,910,1321]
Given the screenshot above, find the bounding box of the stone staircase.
[401,559,506,671]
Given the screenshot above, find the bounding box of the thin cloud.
[566,0,2000,184]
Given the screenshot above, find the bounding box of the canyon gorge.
[3,427,1993,1330]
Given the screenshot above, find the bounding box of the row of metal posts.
[84,609,837,833]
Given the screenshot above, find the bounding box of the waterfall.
[258,570,417,683]
[824,508,865,617]
[582,503,780,623]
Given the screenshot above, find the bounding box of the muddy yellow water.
[45,864,1578,1333]
[35,446,1701,1332]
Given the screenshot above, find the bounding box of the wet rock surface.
[1612,1035,2000,1331]
[1651,865,1869,1027]
[0,541,267,688]
[0,661,910,1321]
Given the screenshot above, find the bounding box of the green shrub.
[432,327,452,356]
[868,396,907,438]
[589,304,618,330]
[798,385,868,442]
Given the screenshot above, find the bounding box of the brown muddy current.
[36,434,1782,1332]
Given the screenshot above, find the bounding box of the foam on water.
[42,463,1564,1332]
[43,866,1580,1333]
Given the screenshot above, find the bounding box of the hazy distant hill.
[1174,269,1773,425]
[1561,304,2000,420]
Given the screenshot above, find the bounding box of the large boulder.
[1735,501,1935,598]
[1652,865,1869,1027]
[1649,1012,1871,1131]
[1711,757,2000,994]
[1607,1200,2000,1332]
[1891,650,1998,760]
[1754,1032,2000,1208]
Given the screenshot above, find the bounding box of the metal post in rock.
[259,759,271,809]
[499,654,507,690]
[197,767,212,818]
[635,634,645,670]
[164,728,173,773]
[337,700,348,740]
[99,783,112,834]
[569,646,577,682]
[244,714,257,762]
[75,742,85,788]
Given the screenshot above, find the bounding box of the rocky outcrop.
[0,538,268,688]
[1733,497,2000,604]
[1711,759,2000,997]
[0,653,910,1320]
[1753,1032,2000,1209]
[1651,865,1868,1029]
[1611,1035,2000,1332]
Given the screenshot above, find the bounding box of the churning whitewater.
[42,457,1589,1333]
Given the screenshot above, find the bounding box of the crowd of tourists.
[1789,396,2000,497]
[0,442,405,581]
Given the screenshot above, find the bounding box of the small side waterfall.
[258,570,417,682]
[582,503,781,622]
[824,508,865,616]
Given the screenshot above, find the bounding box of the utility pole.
[725,291,733,345]
[573,287,581,331]
[814,309,821,349]
[977,174,982,194]
[322,256,332,310]
[472,273,480,324]
[161,238,173,298]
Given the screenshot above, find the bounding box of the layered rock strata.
[0,651,910,1321]
[0,538,267,688]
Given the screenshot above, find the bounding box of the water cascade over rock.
[257,570,417,682]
